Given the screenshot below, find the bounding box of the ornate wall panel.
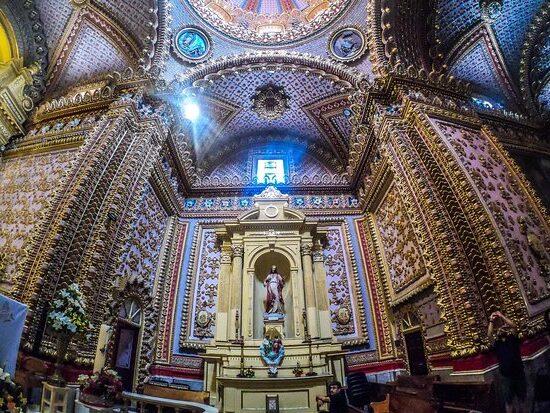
[510,152,550,213]
[374,182,428,296]
[356,217,396,360]
[179,226,221,348]
[379,117,489,356]
[35,0,74,53]
[13,93,168,362]
[323,224,366,340]
[432,120,550,307]
[116,183,168,286]
[181,194,359,215]
[0,149,76,292]
[154,219,188,364]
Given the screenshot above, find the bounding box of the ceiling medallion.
[480,0,503,23]
[251,84,290,121]
[328,27,367,63]
[172,26,212,64]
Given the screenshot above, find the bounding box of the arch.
[247,244,299,271]
[171,51,364,91]
[519,0,550,115]
[105,276,157,390]
[252,251,295,339]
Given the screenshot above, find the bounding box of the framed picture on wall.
[266,395,279,413]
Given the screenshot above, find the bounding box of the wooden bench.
[143,384,209,405]
[121,391,217,413]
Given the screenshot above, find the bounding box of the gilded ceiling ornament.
[328,27,367,63]
[185,0,352,45]
[480,0,503,24]
[172,27,212,64]
[251,84,290,121]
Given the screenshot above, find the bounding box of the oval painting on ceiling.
[328,27,367,62]
[185,0,352,45]
[173,27,212,63]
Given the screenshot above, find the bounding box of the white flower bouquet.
[47,283,92,335]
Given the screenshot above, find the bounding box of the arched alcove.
[253,251,295,339]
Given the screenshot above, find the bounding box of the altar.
[201,187,345,413]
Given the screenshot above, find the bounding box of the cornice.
[149,160,184,216]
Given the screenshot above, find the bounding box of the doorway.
[404,329,429,376]
[112,298,142,391]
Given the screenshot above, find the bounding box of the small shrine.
[201,187,345,412]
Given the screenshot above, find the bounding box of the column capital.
[312,250,325,262]
[301,242,313,256]
[220,251,232,264]
[231,244,244,258]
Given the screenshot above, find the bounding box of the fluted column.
[214,243,232,342]
[229,243,244,340]
[313,245,332,339]
[301,242,319,339]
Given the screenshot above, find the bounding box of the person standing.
[487,311,527,413]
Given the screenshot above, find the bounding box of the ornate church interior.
[1,0,550,412]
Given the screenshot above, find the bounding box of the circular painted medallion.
[328,27,367,62]
[173,27,212,63]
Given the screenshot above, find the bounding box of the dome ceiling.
[184,0,353,45]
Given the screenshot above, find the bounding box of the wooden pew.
[143,383,210,404]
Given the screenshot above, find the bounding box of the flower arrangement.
[242,367,255,378]
[0,367,27,412]
[292,363,303,377]
[78,368,123,407]
[47,283,92,335]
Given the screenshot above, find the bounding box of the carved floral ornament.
[185,0,352,45]
[251,84,290,121]
[479,0,503,24]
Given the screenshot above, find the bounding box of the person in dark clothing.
[487,310,527,413]
[316,381,348,413]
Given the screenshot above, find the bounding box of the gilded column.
[313,245,332,339]
[301,242,319,338]
[229,243,244,340]
[214,243,232,342]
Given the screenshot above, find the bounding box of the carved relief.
[435,121,550,303]
[375,183,427,294]
[0,150,76,291]
[117,183,168,287]
[323,227,356,336]
[188,228,220,340]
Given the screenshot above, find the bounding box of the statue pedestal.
[218,374,333,413]
[202,339,345,412]
[263,314,284,338]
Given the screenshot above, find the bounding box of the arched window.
[118,298,142,325]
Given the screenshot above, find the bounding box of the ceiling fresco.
[7,0,550,193]
[436,0,548,111]
[176,67,354,168]
[184,0,353,45]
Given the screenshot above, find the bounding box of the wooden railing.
[121,391,218,413]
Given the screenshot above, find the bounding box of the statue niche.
[253,252,294,339]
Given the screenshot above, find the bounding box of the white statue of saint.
[264,265,284,314]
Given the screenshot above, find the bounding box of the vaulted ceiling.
[5,0,550,192]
